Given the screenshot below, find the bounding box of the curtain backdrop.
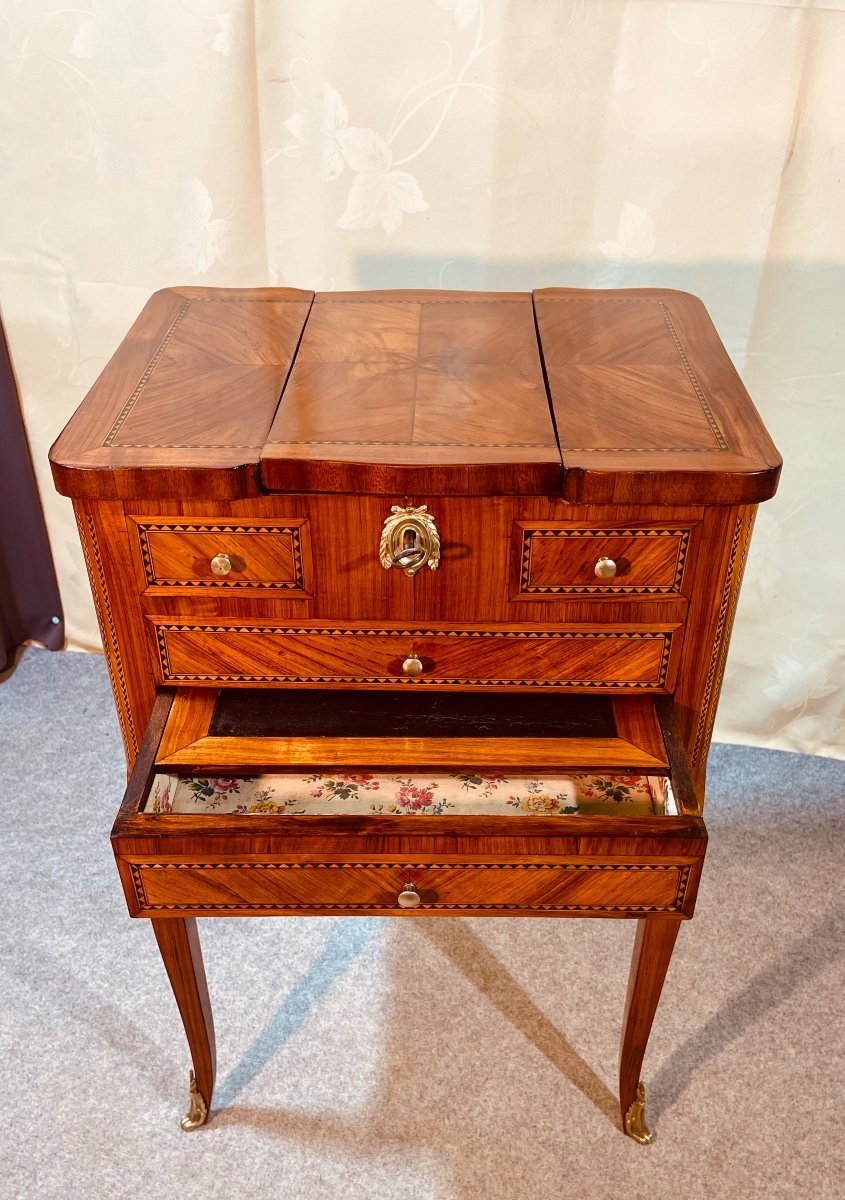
[0,0,842,756]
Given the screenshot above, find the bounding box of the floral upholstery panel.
[144,772,675,817]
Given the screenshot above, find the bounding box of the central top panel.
[259,290,561,495]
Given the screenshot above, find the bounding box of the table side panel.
[669,504,756,794]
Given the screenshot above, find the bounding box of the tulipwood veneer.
[51,285,779,1143]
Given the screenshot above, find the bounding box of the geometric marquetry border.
[104,300,192,448]
[690,509,755,770]
[539,297,730,454]
[152,624,674,690]
[128,861,692,914]
[76,509,139,759]
[102,294,310,449]
[279,438,555,449]
[518,528,691,596]
[658,301,729,452]
[135,521,306,591]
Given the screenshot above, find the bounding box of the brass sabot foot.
[179,1069,209,1132]
[624,1081,653,1145]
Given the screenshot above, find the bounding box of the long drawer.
[125,858,693,917]
[112,689,707,921]
[148,620,681,690]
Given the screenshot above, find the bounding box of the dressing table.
[50,286,780,1141]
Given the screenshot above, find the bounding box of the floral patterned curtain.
[0,1,841,754]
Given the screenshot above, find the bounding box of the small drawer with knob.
[129,518,312,594]
[514,524,693,598]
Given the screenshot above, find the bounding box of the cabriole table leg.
[619,916,683,1144]
[151,917,217,1131]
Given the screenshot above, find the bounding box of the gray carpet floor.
[1,647,843,1199]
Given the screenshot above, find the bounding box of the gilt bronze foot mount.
[624,1081,653,1145]
[179,1070,209,1132]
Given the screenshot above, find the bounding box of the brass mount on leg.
[179,1069,209,1132]
[624,1081,653,1144]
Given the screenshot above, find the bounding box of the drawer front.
[516,525,691,596]
[130,519,310,591]
[126,859,693,916]
[150,622,678,690]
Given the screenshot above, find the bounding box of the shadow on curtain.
[0,311,63,672]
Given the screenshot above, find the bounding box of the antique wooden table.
[50,286,780,1141]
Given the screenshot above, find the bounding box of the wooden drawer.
[154,687,672,772]
[123,857,693,917]
[129,518,311,592]
[112,690,707,921]
[514,524,691,597]
[148,620,680,691]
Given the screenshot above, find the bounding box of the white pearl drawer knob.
[398,883,421,909]
[210,553,233,576]
[402,654,424,677]
[594,556,618,580]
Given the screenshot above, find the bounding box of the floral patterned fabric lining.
[144,772,675,817]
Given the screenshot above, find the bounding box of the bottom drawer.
[126,858,693,916]
[113,690,707,920]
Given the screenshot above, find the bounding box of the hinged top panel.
[50,287,314,500]
[534,287,781,504]
[259,290,561,495]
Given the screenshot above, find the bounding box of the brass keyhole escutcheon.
[379,505,441,576]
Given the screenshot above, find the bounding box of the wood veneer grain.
[50,287,313,500]
[262,290,561,495]
[147,619,681,692]
[153,687,669,771]
[51,287,781,508]
[534,287,782,505]
[64,284,780,1137]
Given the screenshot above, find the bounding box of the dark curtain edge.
[0,309,65,672]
